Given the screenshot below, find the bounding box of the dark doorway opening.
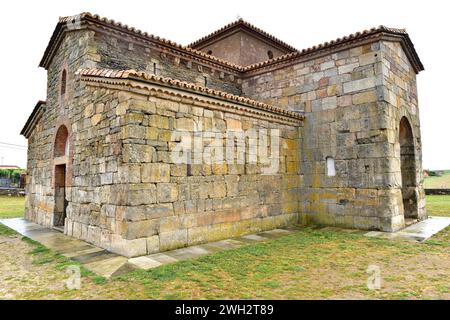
[399,117,418,221]
[54,164,67,229]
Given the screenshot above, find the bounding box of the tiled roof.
[242,25,424,73]
[39,13,424,74]
[0,165,20,169]
[76,68,304,121]
[188,18,298,53]
[20,100,46,138]
[40,12,244,71]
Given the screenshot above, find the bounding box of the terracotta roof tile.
[40,12,244,70]
[242,25,424,73]
[40,13,423,74]
[76,68,304,121]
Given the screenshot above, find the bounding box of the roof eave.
[38,13,246,72]
[21,101,46,138]
[242,28,424,75]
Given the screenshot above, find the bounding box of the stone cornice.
[21,100,46,139]
[242,28,424,76]
[76,68,304,126]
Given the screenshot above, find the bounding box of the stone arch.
[54,125,69,157]
[52,124,71,229]
[399,116,418,220]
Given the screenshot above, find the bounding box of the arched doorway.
[53,125,69,229]
[399,117,418,221]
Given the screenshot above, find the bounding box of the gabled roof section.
[39,12,244,71]
[243,25,424,74]
[188,18,298,53]
[21,101,46,139]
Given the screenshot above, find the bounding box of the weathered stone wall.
[90,29,242,95]
[195,31,287,66]
[242,41,425,231]
[25,30,94,227]
[62,79,300,257]
[379,41,426,222]
[25,20,426,257]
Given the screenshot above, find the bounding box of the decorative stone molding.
[76,68,304,125]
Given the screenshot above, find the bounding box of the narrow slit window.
[153,63,157,74]
[326,157,336,177]
[61,69,67,96]
[204,76,208,87]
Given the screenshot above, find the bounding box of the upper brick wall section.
[188,18,296,66]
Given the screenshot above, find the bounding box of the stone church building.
[21,13,426,257]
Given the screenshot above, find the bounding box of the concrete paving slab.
[84,255,130,278]
[63,247,105,258]
[128,256,162,270]
[364,216,450,242]
[258,229,293,239]
[147,253,179,264]
[240,234,267,241]
[0,218,130,278]
[1,218,298,275]
[164,246,211,261]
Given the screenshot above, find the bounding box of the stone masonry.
[21,13,426,257]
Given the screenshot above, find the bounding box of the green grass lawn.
[0,194,449,299]
[426,195,450,217]
[0,196,25,218]
[424,170,450,189]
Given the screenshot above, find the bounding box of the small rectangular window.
[326,157,336,177]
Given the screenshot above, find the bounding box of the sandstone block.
[122,219,159,239]
[91,114,102,126]
[141,163,170,183]
[146,235,160,254]
[176,118,195,131]
[343,77,377,94]
[210,181,227,198]
[338,63,359,74]
[110,234,147,257]
[171,164,187,177]
[157,183,179,203]
[145,203,174,218]
[149,115,170,129]
[352,90,377,105]
[122,144,155,163]
[159,229,188,251]
[226,118,242,131]
[127,184,157,205]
